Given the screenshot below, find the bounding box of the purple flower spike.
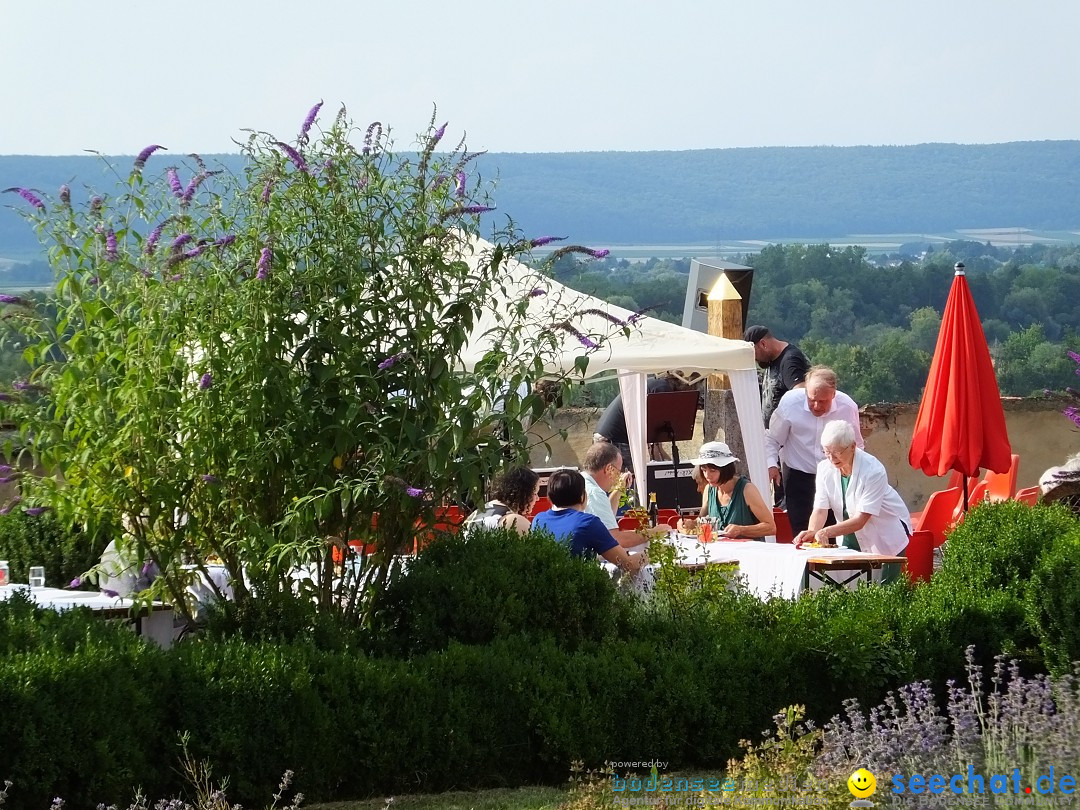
[102,588,119,598]
[90,196,103,214]
[378,352,406,370]
[0,477,16,484]
[363,121,382,155]
[213,235,236,249]
[430,122,448,148]
[88,276,100,286]
[256,247,271,281]
[133,144,166,172]
[439,204,495,221]
[529,288,547,298]
[273,141,309,173]
[260,179,274,204]
[169,274,183,282]
[0,393,14,402]
[24,506,48,517]
[0,294,27,306]
[529,236,567,248]
[1066,407,1080,428]
[105,230,118,261]
[181,174,203,204]
[555,321,599,350]
[2,187,46,210]
[299,100,323,142]
[69,577,81,588]
[455,171,466,197]
[199,372,213,390]
[145,219,169,255]
[0,465,12,473]
[171,233,194,250]
[201,474,218,483]
[167,168,183,198]
[590,249,610,259]
[406,486,424,498]
[59,185,71,206]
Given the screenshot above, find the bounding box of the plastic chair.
[666,514,683,529]
[905,530,934,583]
[772,508,794,544]
[983,454,1019,503]
[913,487,961,549]
[530,496,552,517]
[618,516,643,531]
[657,509,679,523]
[953,480,989,522]
[1015,486,1040,506]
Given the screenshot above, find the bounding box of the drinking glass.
[28,566,46,588]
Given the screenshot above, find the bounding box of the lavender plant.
[0,104,631,624]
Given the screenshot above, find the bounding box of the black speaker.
[645,461,700,512]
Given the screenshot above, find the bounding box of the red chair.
[657,509,679,523]
[1015,486,1040,506]
[618,516,643,531]
[772,508,794,544]
[983,454,1019,502]
[913,487,961,549]
[905,529,934,583]
[530,496,552,517]
[953,480,989,522]
[666,514,683,530]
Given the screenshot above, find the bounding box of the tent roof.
[459,237,756,378]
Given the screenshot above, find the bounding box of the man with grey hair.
[581,441,649,547]
[765,366,863,534]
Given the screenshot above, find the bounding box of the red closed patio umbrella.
[909,262,1012,508]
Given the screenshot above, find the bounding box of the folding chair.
[983,454,1019,503]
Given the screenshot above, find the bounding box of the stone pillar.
[702,274,746,465]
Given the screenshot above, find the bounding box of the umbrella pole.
[963,476,969,513]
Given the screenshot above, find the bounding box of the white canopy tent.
[457,237,771,515]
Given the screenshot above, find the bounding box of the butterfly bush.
[0,104,626,625]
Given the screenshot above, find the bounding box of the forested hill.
[2,140,1079,254]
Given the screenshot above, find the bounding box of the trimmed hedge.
[1,504,1078,807]
[0,511,104,589]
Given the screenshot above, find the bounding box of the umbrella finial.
[954,261,966,276]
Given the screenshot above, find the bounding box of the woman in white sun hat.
[687,441,775,541]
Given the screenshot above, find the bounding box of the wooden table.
[803,553,907,590]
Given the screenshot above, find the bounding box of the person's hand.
[720,524,742,539]
[793,530,814,549]
[769,466,782,486]
[620,471,634,491]
[814,528,833,547]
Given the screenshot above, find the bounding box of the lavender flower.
[529,236,567,248]
[199,372,212,390]
[439,204,495,221]
[299,100,323,142]
[378,352,407,370]
[24,506,48,517]
[2,187,45,210]
[0,294,26,306]
[105,229,118,261]
[555,321,598,350]
[132,144,165,172]
[256,247,271,280]
[261,179,274,203]
[273,141,310,173]
[166,168,183,198]
[363,121,382,155]
[406,486,424,498]
[59,184,71,206]
[454,171,466,197]
[68,577,81,588]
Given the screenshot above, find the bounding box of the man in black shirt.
[743,325,810,427]
[593,373,698,474]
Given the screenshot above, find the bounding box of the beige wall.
[528,398,1080,511]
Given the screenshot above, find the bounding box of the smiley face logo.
[848,768,877,798]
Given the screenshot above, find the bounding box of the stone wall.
[527,398,1080,511]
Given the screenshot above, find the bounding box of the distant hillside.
[2,141,1079,255]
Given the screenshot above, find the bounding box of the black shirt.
[595,378,673,444]
[761,343,809,426]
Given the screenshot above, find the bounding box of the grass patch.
[307,785,566,810]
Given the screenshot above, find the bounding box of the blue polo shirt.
[531,508,618,559]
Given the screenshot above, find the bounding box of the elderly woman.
[794,420,910,584]
[462,466,540,536]
[1040,452,1080,518]
[683,441,775,540]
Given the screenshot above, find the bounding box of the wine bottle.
[648,492,659,528]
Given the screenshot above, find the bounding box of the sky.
[3,0,1079,156]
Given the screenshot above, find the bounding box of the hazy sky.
[4,0,1078,156]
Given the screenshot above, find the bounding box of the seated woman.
[1040,452,1080,518]
[462,466,539,536]
[531,469,648,573]
[682,441,774,540]
[793,420,910,584]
